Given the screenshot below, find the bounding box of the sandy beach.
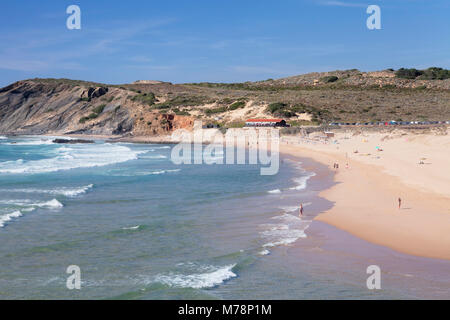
[280,128,450,260]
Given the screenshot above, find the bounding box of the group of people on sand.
[333,162,350,170]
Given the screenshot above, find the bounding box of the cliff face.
[0,80,194,136]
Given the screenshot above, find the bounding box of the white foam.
[146,169,180,175]
[122,225,140,230]
[267,189,281,194]
[0,136,6,140]
[0,210,23,228]
[140,155,168,159]
[0,184,93,197]
[0,198,63,208]
[154,264,237,289]
[289,172,316,191]
[3,139,54,146]
[38,199,64,209]
[0,144,145,174]
[109,169,180,177]
[259,249,270,256]
[260,213,311,249]
[279,202,312,213]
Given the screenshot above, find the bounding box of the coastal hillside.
[0,68,449,136]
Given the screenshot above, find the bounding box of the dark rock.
[91,87,108,98]
[52,139,94,144]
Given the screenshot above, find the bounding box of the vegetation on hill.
[79,104,106,123]
[395,67,450,80]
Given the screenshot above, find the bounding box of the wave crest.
[154,264,237,289]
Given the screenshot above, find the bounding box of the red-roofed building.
[245,119,288,127]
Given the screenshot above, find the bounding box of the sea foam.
[290,172,316,191]
[0,184,93,197]
[154,264,237,289]
[0,144,144,174]
[3,139,54,146]
[0,210,23,228]
[260,213,312,249]
[0,198,63,208]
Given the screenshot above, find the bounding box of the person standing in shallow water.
[299,203,304,217]
[398,197,402,209]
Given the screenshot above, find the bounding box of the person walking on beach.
[398,197,402,209]
[299,203,304,217]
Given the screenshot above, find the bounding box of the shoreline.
[280,135,450,261]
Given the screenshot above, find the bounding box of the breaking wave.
[260,212,312,249]
[0,184,93,197]
[3,139,54,146]
[121,225,141,230]
[0,199,63,209]
[0,144,145,174]
[154,264,237,289]
[0,210,24,228]
[290,172,316,191]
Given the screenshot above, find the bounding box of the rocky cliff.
[0,79,194,136]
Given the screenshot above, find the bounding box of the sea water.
[0,136,448,299]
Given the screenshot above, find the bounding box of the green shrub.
[401,67,450,80]
[205,106,227,115]
[173,108,191,116]
[267,102,288,114]
[131,92,156,105]
[164,95,211,107]
[153,104,170,110]
[93,104,105,114]
[321,76,339,83]
[225,121,245,128]
[395,68,423,79]
[228,101,246,110]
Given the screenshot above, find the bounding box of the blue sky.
[0,0,448,86]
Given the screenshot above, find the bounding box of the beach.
[280,128,450,260]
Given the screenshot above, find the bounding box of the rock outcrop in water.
[52,139,94,144]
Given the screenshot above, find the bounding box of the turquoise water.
[0,136,448,299]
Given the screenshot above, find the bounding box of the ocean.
[0,136,448,299]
